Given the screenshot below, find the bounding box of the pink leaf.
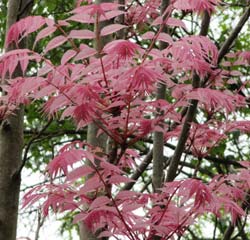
[158,33,173,44]
[239,161,250,168]
[38,63,53,76]
[116,191,139,200]
[89,196,110,210]
[166,17,187,30]
[69,29,95,39]
[74,44,97,60]
[151,16,163,26]
[19,53,29,74]
[67,14,95,24]
[6,16,47,46]
[100,24,127,36]
[173,0,218,14]
[66,166,94,181]
[34,26,57,46]
[141,31,155,40]
[99,10,124,21]
[100,161,122,173]
[98,2,122,11]
[103,40,140,60]
[122,202,142,212]
[61,50,77,65]
[230,70,242,76]
[79,176,103,194]
[108,175,134,185]
[44,36,67,53]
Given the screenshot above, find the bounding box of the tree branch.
[223,190,250,240]
[122,150,153,191]
[166,12,211,182]
[164,142,242,168]
[152,0,170,192]
[12,119,53,179]
[166,6,250,182]
[218,6,250,63]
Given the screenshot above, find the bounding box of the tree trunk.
[0,1,33,239]
[79,1,113,239]
[152,0,170,192]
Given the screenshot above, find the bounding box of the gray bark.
[79,1,113,239]
[152,2,170,239]
[79,223,99,240]
[152,0,170,192]
[0,1,33,240]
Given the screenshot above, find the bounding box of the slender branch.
[12,119,53,178]
[166,12,211,182]
[222,224,235,240]
[122,150,153,191]
[90,162,138,240]
[164,142,242,168]
[166,6,250,182]
[24,128,86,136]
[166,78,200,181]
[152,0,171,193]
[213,217,218,240]
[223,192,250,240]
[34,210,45,240]
[232,217,249,240]
[140,178,151,193]
[218,6,250,63]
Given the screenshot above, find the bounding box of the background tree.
[0,1,33,239]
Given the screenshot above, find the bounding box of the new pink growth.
[103,40,141,61]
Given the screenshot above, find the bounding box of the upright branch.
[166,11,211,182]
[123,150,153,191]
[218,6,250,63]
[152,0,170,192]
[83,1,114,240]
[166,5,250,182]
[87,0,114,150]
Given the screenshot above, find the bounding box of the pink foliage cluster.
[1,1,250,239]
[22,142,250,239]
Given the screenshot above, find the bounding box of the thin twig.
[218,6,250,63]
[12,119,53,178]
[34,210,45,240]
[122,150,153,191]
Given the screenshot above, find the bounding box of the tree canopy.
[1,0,250,239]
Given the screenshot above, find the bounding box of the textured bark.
[152,2,170,239]
[79,1,113,239]
[222,224,235,240]
[79,223,99,240]
[116,0,125,39]
[152,0,170,192]
[0,1,33,240]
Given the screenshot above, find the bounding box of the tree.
[1,0,250,239]
[0,1,33,240]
